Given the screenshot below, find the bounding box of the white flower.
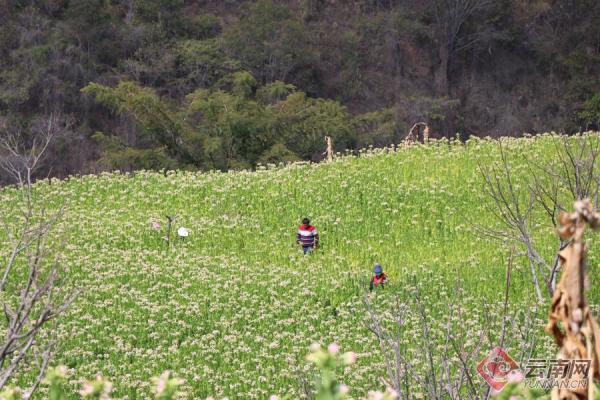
[177,227,189,237]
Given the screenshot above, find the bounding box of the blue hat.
[373,264,383,275]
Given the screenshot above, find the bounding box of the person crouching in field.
[297,218,319,255]
[370,264,387,292]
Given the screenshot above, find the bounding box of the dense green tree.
[578,93,600,130]
[92,132,176,171]
[82,72,357,170]
[223,0,318,89]
[82,82,185,156]
[256,81,296,105]
[274,92,354,159]
[82,82,193,169]
[175,39,240,92]
[352,109,398,148]
[187,85,273,169]
[134,0,186,35]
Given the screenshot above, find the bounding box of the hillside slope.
[2,0,600,180]
[1,136,597,398]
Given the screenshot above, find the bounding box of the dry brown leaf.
[546,199,600,399]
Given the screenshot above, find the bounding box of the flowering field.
[2,135,599,399]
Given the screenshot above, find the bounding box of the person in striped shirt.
[296,218,319,254]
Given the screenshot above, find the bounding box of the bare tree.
[0,117,54,188]
[478,143,545,301]
[431,0,493,95]
[479,135,600,300]
[0,114,78,398]
[528,135,600,293]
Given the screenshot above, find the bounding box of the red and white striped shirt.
[297,225,318,247]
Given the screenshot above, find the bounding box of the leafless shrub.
[0,114,78,398]
[478,135,600,301]
[364,253,541,399]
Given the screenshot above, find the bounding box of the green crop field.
[2,135,599,399]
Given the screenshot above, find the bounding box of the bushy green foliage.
[579,93,600,129]
[274,92,354,159]
[257,81,297,105]
[134,0,186,35]
[83,72,356,170]
[181,14,221,40]
[352,109,398,147]
[222,0,317,87]
[175,39,239,89]
[93,136,176,172]
[82,82,185,157]
[232,71,257,98]
[257,143,301,165]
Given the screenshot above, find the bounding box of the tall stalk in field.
[404,122,429,145]
[324,136,333,163]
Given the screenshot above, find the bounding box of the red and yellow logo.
[477,347,520,392]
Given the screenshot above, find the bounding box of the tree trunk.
[434,45,450,96]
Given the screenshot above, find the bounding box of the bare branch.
[479,135,600,301]
[0,114,76,397]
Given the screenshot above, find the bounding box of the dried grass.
[546,199,600,399]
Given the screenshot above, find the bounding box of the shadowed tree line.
[1,0,600,179]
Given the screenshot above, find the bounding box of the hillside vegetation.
[2,0,600,180]
[2,135,599,398]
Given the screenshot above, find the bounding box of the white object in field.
[177,227,189,237]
